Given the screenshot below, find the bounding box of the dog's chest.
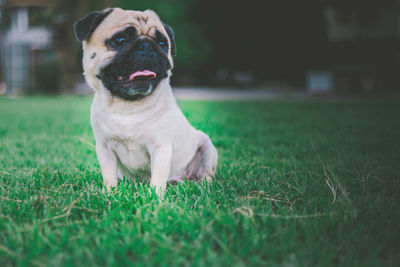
[94,112,151,170]
[108,137,150,170]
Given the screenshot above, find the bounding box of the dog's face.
[74,8,176,101]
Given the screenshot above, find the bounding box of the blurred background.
[0,0,399,96]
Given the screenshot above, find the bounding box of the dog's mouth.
[117,70,157,92]
[102,69,160,100]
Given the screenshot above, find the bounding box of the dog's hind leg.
[183,131,218,182]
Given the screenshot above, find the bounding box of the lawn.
[0,96,399,266]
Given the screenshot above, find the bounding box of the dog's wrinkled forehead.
[90,8,165,45]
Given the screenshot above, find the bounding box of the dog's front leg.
[149,144,172,197]
[96,141,118,190]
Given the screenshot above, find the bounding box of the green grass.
[0,96,399,266]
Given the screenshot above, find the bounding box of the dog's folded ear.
[163,23,176,56]
[74,8,114,42]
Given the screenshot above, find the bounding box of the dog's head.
[74,8,176,101]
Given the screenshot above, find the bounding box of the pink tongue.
[129,70,156,81]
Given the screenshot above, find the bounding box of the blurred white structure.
[0,0,53,94]
[306,71,333,95]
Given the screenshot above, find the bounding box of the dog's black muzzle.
[99,37,171,101]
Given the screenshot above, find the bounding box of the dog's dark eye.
[159,41,168,52]
[114,36,127,46]
[105,27,137,50]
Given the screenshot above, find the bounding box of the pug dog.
[73,8,218,196]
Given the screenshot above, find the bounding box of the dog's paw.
[198,175,213,184]
[168,179,183,186]
[148,184,166,199]
[102,182,117,195]
[204,175,213,183]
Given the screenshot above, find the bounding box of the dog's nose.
[138,42,153,54]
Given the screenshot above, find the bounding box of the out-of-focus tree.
[116,0,211,84]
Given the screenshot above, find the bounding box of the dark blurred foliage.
[192,0,328,86]
[30,56,61,94]
[193,0,400,89]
